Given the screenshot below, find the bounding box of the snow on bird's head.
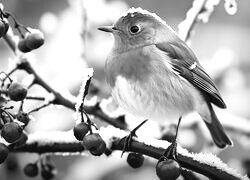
[115,7,166,26]
[114,7,174,34]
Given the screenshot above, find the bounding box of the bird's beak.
[98,26,116,33]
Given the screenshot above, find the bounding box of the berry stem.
[28,102,52,114]
[25,96,46,101]
[3,23,127,130]
[1,108,15,122]
[0,71,13,88]
[3,11,30,38]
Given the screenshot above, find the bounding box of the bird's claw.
[120,119,148,157]
[160,116,182,161]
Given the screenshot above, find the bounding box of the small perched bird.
[98,7,232,148]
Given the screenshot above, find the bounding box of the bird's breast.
[106,45,203,122]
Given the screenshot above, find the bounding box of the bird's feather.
[155,40,227,109]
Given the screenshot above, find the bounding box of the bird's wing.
[155,40,226,108]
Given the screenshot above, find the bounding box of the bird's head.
[98,7,177,53]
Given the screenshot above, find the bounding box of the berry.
[25,31,44,50]
[16,111,30,125]
[156,159,181,180]
[41,163,56,180]
[73,122,89,141]
[0,143,9,164]
[1,122,23,143]
[104,148,113,156]
[82,133,106,156]
[18,39,31,53]
[89,140,106,156]
[5,154,18,171]
[24,163,39,177]
[14,132,28,147]
[8,82,28,101]
[127,153,144,168]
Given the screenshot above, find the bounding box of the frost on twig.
[75,68,94,114]
[12,126,248,180]
[178,0,238,42]
[178,0,207,42]
[224,0,237,15]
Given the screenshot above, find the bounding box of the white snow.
[75,68,94,113]
[224,0,237,15]
[121,7,177,35]
[27,131,77,145]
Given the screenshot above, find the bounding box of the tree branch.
[2,28,126,130]
[11,129,247,180]
[178,0,207,42]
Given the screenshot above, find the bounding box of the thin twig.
[178,0,207,42]
[25,96,46,101]
[28,102,51,114]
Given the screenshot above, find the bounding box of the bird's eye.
[129,25,141,34]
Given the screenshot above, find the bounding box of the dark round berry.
[16,111,30,125]
[18,39,32,53]
[0,143,9,164]
[89,140,106,156]
[13,132,28,147]
[24,163,39,177]
[8,82,28,101]
[104,148,113,156]
[156,159,181,180]
[1,122,23,143]
[73,122,89,141]
[5,154,18,171]
[127,153,144,168]
[82,133,106,156]
[41,163,56,180]
[25,31,44,50]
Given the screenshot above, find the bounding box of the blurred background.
[0,0,249,179]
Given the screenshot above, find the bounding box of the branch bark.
[11,130,247,180]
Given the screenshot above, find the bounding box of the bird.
[98,7,232,148]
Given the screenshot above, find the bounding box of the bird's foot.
[161,116,182,160]
[120,119,148,157]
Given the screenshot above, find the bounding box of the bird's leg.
[161,116,182,160]
[120,119,148,157]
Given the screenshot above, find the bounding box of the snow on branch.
[12,126,248,180]
[178,0,207,42]
[75,68,94,113]
[2,29,126,129]
[178,0,238,42]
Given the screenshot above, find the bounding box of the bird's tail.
[200,103,232,148]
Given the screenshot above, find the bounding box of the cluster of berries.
[74,121,146,169]
[0,82,31,164]
[73,122,107,156]
[18,29,44,53]
[0,5,44,53]
[24,161,57,179]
